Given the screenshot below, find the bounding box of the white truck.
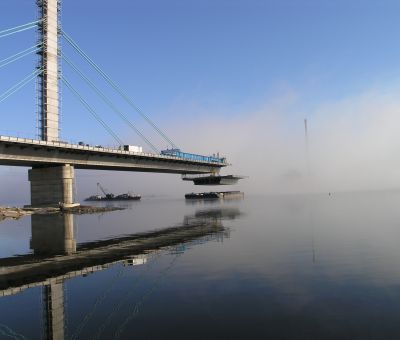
[121,145,143,153]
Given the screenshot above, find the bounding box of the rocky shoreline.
[0,205,124,221]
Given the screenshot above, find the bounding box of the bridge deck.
[0,136,227,174]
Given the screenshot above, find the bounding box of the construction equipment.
[97,182,114,199]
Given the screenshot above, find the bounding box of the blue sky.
[2,0,400,198]
[1,0,400,146]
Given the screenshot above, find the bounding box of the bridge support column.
[28,165,79,207]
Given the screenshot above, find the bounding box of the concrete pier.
[28,165,78,207]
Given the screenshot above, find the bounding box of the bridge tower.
[29,0,78,207]
[37,0,61,142]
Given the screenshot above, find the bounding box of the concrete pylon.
[34,2,79,208]
[37,0,60,142]
[28,164,78,207]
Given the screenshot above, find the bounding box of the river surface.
[1,192,400,339]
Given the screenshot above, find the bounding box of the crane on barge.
[85,183,141,201]
[97,183,114,199]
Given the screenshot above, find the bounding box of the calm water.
[1,192,400,339]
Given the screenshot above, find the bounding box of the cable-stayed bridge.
[0,0,228,206]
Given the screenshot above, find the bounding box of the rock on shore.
[0,205,124,221]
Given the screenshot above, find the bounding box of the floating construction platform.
[182,174,244,185]
[185,191,244,200]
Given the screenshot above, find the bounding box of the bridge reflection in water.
[0,208,240,340]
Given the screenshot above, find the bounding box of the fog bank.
[2,85,400,203]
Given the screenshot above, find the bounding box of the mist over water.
[2,82,400,203]
[158,86,400,195]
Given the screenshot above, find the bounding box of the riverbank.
[0,205,124,221]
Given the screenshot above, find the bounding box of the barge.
[185,191,244,200]
[85,193,141,201]
[85,182,141,201]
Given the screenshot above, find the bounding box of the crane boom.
[97,182,114,199]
